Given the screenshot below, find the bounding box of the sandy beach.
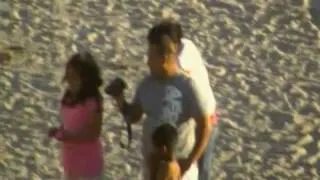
[0,0,319,179]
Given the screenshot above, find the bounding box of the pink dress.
[58,98,103,177]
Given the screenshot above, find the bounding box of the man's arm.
[188,114,211,164]
[186,79,212,165]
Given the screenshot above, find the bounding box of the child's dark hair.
[62,52,103,106]
[152,123,178,153]
[147,19,183,46]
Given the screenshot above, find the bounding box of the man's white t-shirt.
[178,38,216,115]
[177,38,217,180]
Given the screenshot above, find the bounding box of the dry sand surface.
[0,0,320,179]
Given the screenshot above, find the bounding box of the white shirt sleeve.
[178,39,206,74]
[178,38,217,113]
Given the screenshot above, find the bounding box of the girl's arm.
[48,124,63,138]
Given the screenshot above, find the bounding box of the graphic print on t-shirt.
[158,85,183,128]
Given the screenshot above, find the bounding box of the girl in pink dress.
[48,52,104,180]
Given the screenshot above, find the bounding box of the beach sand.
[0,0,319,179]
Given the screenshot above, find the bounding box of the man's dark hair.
[147,19,183,46]
[152,123,178,153]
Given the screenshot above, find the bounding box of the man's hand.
[105,77,128,114]
[104,77,127,97]
[114,94,125,109]
[105,77,143,124]
[178,158,192,176]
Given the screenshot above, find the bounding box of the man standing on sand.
[148,19,219,180]
[109,27,213,179]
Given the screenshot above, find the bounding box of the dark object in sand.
[105,77,132,149]
[0,51,11,64]
[6,45,24,52]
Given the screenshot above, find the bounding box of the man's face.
[147,44,165,77]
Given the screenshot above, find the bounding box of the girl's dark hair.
[62,52,103,106]
[152,123,178,153]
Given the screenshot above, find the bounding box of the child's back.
[151,123,181,180]
[156,160,181,180]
